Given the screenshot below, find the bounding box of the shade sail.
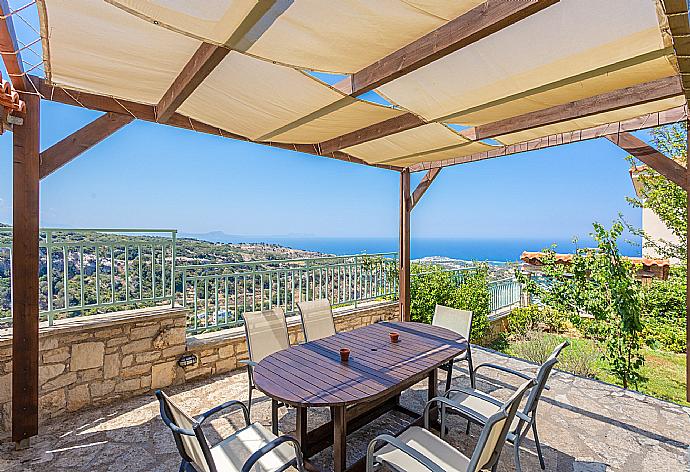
[37,0,686,168]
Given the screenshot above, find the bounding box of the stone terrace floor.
[1,347,689,472]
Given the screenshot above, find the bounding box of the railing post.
[45,229,53,326]
[171,230,177,307]
[354,255,358,309]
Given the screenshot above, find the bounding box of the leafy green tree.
[626,123,687,261]
[518,221,644,388]
[410,264,490,341]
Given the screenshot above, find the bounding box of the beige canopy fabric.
[37,0,685,168]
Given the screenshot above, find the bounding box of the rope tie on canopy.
[0,1,35,20]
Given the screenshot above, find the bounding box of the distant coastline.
[181,232,643,262]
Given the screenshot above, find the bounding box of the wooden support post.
[399,169,411,322]
[686,118,689,403]
[12,93,40,447]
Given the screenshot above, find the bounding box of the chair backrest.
[523,340,569,416]
[468,379,534,472]
[242,307,290,363]
[297,299,336,342]
[432,304,473,340]
[156,390,215,472]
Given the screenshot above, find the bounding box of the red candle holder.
[340,348,350,362]
[389,332,400,343]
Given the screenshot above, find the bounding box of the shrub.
[507,332,600,378]
[640,270,686,352]
[410,264,490,341]
[508,305,569,336]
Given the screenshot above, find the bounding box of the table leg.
[296,406,308,447]
[272,399,279,435]
[427,369,438,425]
[332,405,347,472]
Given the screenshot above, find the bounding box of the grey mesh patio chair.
[241,307,291,434]
[443,341,569,472]
[366,379,534,472]
[297,298,336,342]
[156,390,305,472]
[433,304,475,391]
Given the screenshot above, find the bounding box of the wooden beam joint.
[39,112,134,179]
[410,168,441,210]
[606,132,688,190]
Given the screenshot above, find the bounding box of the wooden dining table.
[253,320,468,472]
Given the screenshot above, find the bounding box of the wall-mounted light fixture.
[178,353,197,368]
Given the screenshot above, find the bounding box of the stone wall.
[0,301,400,438]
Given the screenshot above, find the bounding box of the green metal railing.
[0,227,521,331]
[0,228,176,326]
[179,253,398,334]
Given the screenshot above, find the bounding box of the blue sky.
[0,1,644,243]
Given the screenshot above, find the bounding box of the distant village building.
[629,165,681,264]
[520,251,670,283]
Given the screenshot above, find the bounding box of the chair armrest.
[239,360,258,368]
[474,363,534,382]
[367,434,445,472]
[424,396,489,428]
[241,435,305,472]
[516,411,532,424]
[443,387,503,408]
[195,400,250,427]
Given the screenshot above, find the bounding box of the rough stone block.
[114,378,141,393]
[122,364,151,379]
[153,327,185,349]
[162,345,186,359]
[218,344,234,359]
[42,346,70,364]
[39,389,66,415]
[41,372,77,392]
[67,384,90,412]
[71,341,105,371]
[122,355,134,368]
[90,379,115,398]
[107,336,129,347]
[135,351,161,364]
[130,324,161,340]
[121,339,151,355]
[79,367,103,382]
[185,367,212,380]
[39,363,66,385]
[151,361,176,389]
[0,374,10,403]
[104,354,120,379]
[94,327,124,339]
[215,358,237,373]
[39,337,58,351]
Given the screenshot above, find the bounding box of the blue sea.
[187,233,642,262]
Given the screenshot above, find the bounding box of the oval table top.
[253,321,467,407]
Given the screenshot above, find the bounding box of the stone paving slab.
[0,347,688,471]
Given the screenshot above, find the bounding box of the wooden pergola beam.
[321,75,682,154]
[39,112,134,179]
[399,169,411,322]
[267,0,557,143]
[606,132,688,190]
[30,76,402,172]
[462,76,683,141]
[337,0,559,96]
[0,0,29,91]
[12,93,40,446]
[408,106,688,172]
[410,168,441,210]
[156,0,285,122]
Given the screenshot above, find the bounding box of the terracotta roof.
[520,251,670,268]
[0,70,24,113]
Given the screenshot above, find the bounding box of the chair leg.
[532,421,546,470]
[465,419,471,435]
[272,399,279,435]
[466,348,476,389]
[513,436,523,472]
[247,367,254,418]
[445,359,454,392]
